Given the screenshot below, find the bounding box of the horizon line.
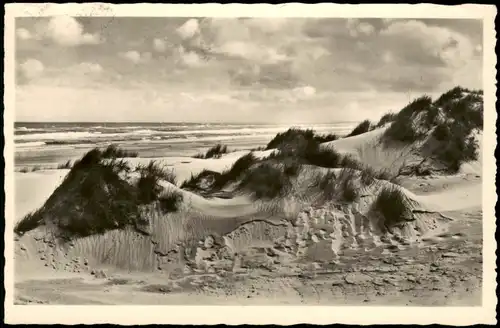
[14,120,361,124]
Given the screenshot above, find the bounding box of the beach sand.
[12,127,483,306]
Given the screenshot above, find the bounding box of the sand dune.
[15,154,458,277]
[13,88,485,305]
[322,127,417,175]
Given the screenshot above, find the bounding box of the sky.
[15,17,483,123]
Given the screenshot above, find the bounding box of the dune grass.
[434,86,468,108]
[180,152,259,191]
[250,146,266,151]
[21,165,44,172]
[292,140,342,168]
[373,185,414,228]
[57,160,72,169]
[429,92,482,172]
[431,122,479,173]
[360,166,377,186]
[239,163,292,200]
[312,170,337,200]
[312,168,359,202]
[375,112,397,128]
[384,95,433,143]
[266,128,315,150]
[180,169,219,190]
[443,97,483,130]
[313,132,339,143]
[339,154,362,170]
[267,129,398,185]
[379,87,483,174]
[135,161,178,203]
[212,152,258,189]
[101,144,139,158]
[158,190,184,213]
[346,119,373,137]
[266,128,338,151]
[193,144,229,159]
[337,168,359,202]
[14,209,44,235]
[14,146,180,238]
[283,158,303,177]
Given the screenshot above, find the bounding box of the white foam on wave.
[15,131,108,141]
[15,141,47,148]
[15,125,354,142]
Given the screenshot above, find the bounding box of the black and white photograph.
[4,3,497,325]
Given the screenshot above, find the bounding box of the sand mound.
[459,131,483,176]
[321,128,417,176]
[322,127,483,177]
[322,88,483,177]
[15,153,452,277]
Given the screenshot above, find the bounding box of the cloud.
[177,47,204,67]
[176,18,200,40]
[382,51,394,63]
[119,50,151,64]
[18,61,106,88]
[74,62,103,75]
[242,18,291,33]
[19,58,44,80]
[153,38,167,52]
[15,18,483,123]
[379,19,474,68]
[16,28,32,40]
[346,19,375,37]
[215,41,289,64]
[292,85,317,101]
[39,16,103,47]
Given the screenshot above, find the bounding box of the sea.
[13,122,356,167]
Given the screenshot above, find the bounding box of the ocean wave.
[15,125,352,143]
[16,141,47,148]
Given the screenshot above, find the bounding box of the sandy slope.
[14,170,69,221]
[13,135,483,305]
[322,127,416,175]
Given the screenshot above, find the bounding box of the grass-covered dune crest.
[322,86,483,176]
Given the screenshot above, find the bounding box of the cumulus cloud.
[75,62,103,75]
[293,85,317,100]
[119,50,151,64]
[19,58,44,80]
[379,19,474,68]
[120,50,140,63]
[243,18,290,33]
[153,38,167,52]
[16,28,32,40]
[39,16,102,47]
[176,19,200,40]
[178,47,204,67]
[215,41,289,64]
[346,19,375,37]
